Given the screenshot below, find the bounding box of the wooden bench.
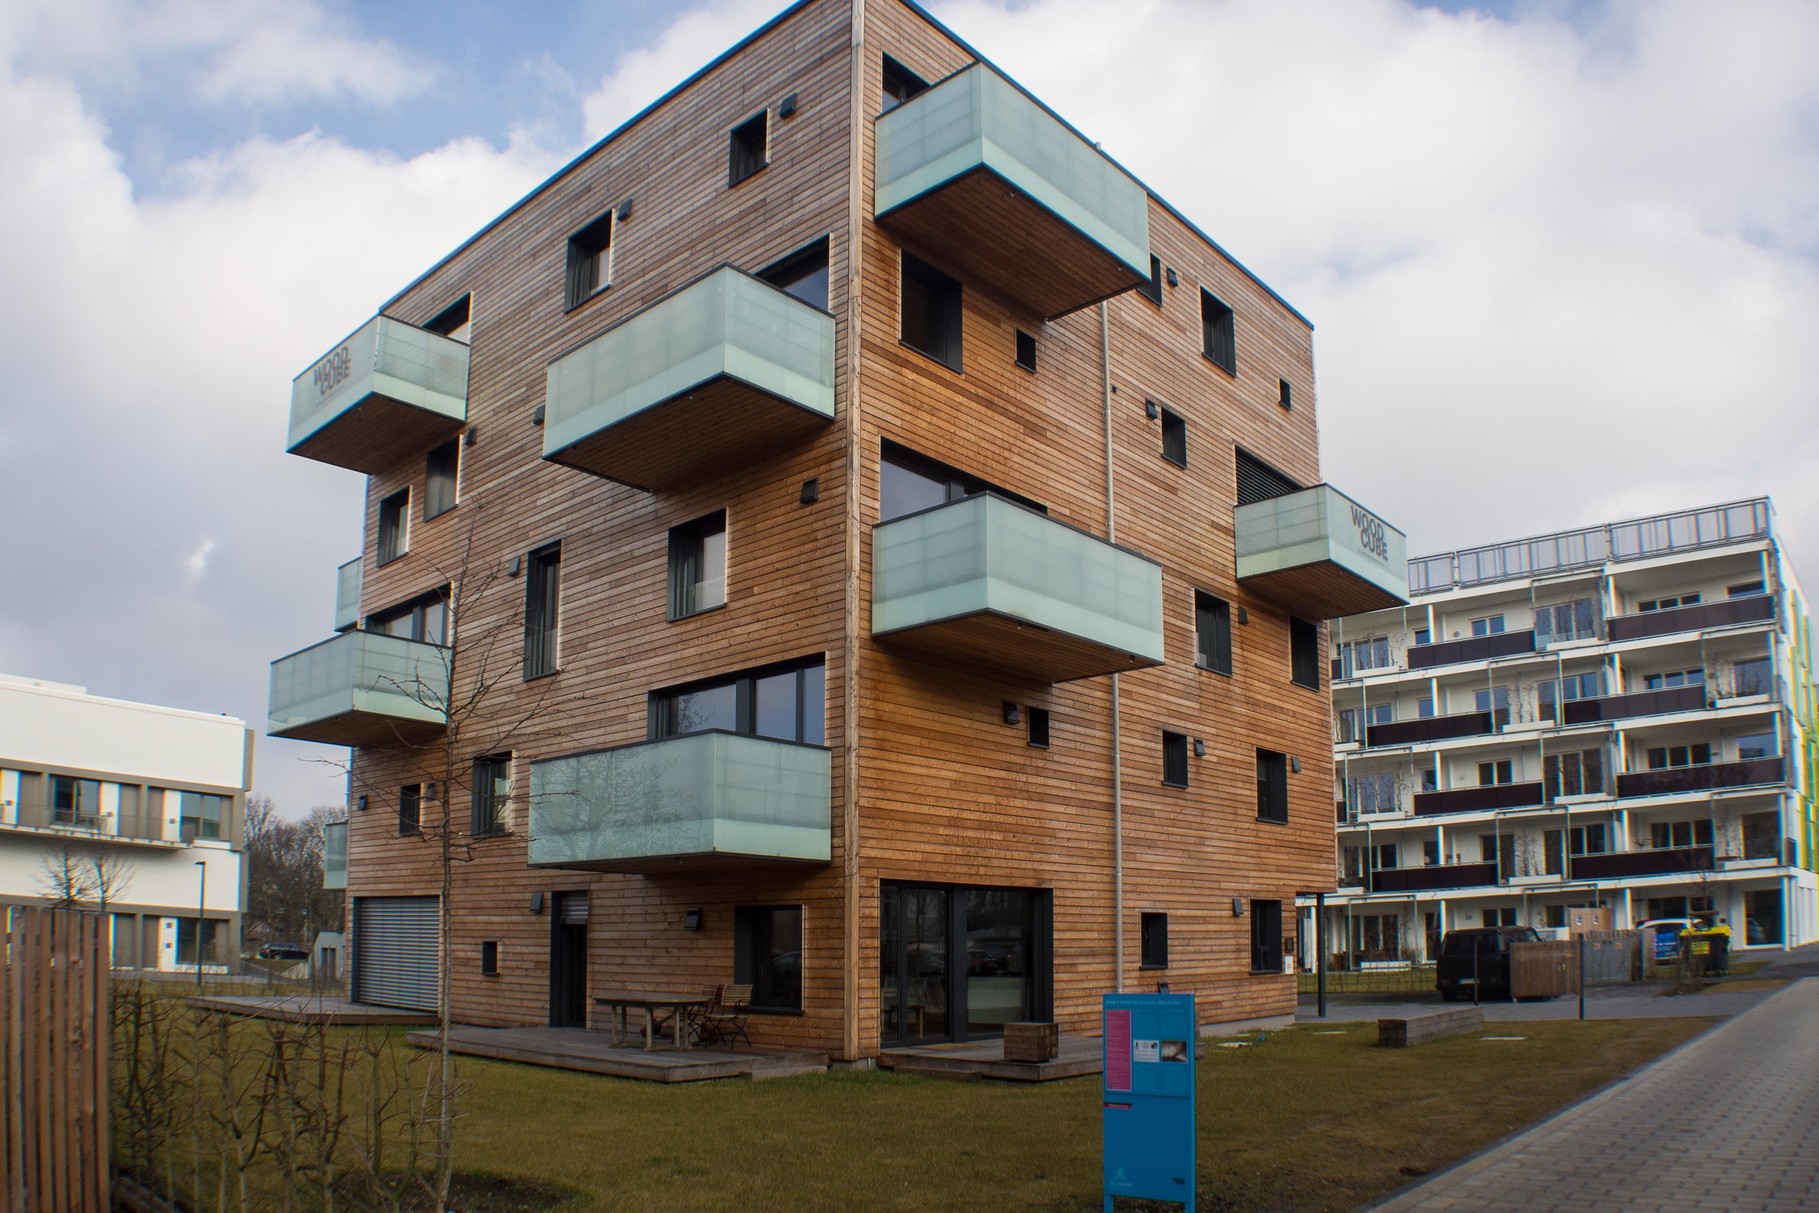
[1378,1007,1484,1048]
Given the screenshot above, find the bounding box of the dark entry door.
[880,882,1049,1047]
[549,892,588,1028]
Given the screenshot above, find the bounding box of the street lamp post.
[194,859,206,993]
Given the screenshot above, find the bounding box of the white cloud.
[184,539,217,579]
[579,0,790,139]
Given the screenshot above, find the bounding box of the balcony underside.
[1237,561,1406,621]
[290,394,465,477]
[269,709,445,749]
[878,168,1145,320]
[544,376,831,492]
[876,608,1162,684]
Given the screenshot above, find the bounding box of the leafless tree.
[36,843,134,911]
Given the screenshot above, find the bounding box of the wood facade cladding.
[269,0,1403,1061]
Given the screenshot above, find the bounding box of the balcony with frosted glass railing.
[288,315,469,474]
[528,732,831,873]
[322,820,347,890]
[1234,486,1408,619]
[334,558,362,633]
[873,62,1150,319]
[268,630,451,747]
[543,266,834,491]
[871,493,1164,683]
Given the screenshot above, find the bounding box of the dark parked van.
[1436,926,1542,1001]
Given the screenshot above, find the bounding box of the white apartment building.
[0,674,251,970]
[1303,499,1819,966]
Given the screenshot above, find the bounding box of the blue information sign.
[1102,993,1195,1212]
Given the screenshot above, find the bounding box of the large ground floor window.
[879,881,1051,1046]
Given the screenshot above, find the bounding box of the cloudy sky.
[1,0,1814,817]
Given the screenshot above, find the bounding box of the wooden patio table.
[593,990,714,1051]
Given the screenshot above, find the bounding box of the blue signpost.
[1102,992,1196,1212]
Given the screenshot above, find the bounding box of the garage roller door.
[353,896,439,1011]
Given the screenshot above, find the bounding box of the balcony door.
[879,881,1051,1047]
[549,892,588,1028]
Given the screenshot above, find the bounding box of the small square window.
[1195,591,1232,675]
[424,439,459,520]
[1256,749,1288,823]
[669,512,727,619]
[377,490,409,565]
[564,212,613,309]
[729,111,768,186]
[481,940,499,976]
[1160,406,1186,467]
[398,784,421,836]
[1139,254,1163,305]
[901,253,961,371]
[1278,378,1292,411]
[1028,706,1050,749]
[1140,912,1168,968]
[1162,731,1189,788]
[1015,330,1036,372]
[1289,617,1320,689]
[1201,290,1236,374]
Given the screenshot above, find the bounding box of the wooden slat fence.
[1,906,109,1213]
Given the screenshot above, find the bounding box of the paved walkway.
[1363,973,1819,1211]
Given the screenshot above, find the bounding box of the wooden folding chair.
[699,983,752,1047]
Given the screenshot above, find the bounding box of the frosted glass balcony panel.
[875,63,1149,318]
[334,559,362,633]
[872,494,1163,683]
[543,266,834,490]
[1235,485,1408,618]
[529,732,831,872]
[288,316,469,474]
[268,631,450,747]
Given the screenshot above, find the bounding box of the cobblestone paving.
[1363,976,1819,1211]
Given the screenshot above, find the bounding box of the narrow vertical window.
[1289,617,1319,689]
[735,905,803,1010]
[480,941,499,975]
[1250,900,1283,972]
[565,212,613,308]
[1140,912,1168,968]
[1201,289,1236,374]
[1160,407,1187,467]
[1015,330,1036,372]
[900,253,962,371]
[1195,591,1232,674]
[729,111,768,186]
[524,542,561,679]
[1256,749,1288,822]
[1162,731,1189,788]
[424,439,459,520]
[668,512,727,619]
[471,753,510,836]
[1278,378,1292,410]
[377,490,409,565]
[1027,706,1050,749]
[398,784,421,836]
[1140,254,1163,305]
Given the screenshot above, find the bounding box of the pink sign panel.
[1105,1008,1132,1092]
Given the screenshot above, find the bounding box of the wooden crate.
[1003,1022,1059,1062]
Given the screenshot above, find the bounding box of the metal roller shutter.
[555,891,589,924]
[352,896,439,1012]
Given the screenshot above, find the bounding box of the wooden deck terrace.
[877,1033,1105,1082]
[186,994,436,1026]
[406,1026,830,1083]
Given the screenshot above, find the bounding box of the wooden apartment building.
[269,0,1407,1062]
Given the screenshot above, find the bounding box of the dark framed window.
[1015,330,1036,372]
[651,658,825,745]
[1139,254,1163,305]
[564,211,613,308]
[424,439,459,520]
[728,111,768,186]
[758,236,829,310]
[1201,289,1236,374]
[1159,406,1186,467]
[524,542,561,679]
[176,918,222,967]
[881,55,928,112]
[1162,731,1189,788]
[1727,580,1766,598]
[1289,617,1319,689]
[1475,686,1511,727]
[179,791,228,842]
[1140,912,1168,968]
[398,784,421,836]
[1195,591,1232,675]
[1544,749,1605,799]
[1028,707,1050,749]
[1651,819,1714,849]
[425,294,472,343]
[879,442,1042,523]
[900,252,961,371]
[480,941,499,976]
[1647,743,1712,770]
[668,511,727,619]
[377,489,409,565]
[1278,378,1292,411]
[1250,899,1283,973]
[471,753,510,837]
[1256,749,1288,823]
[1477,760,1513,786]
[50,776,101,828]
[368,587,448,645]
[735,905,802,1010]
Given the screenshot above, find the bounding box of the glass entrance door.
[880,881,1049,1047]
